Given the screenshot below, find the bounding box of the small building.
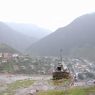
[52,62,71,80]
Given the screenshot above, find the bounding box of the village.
[0,52,95,95]
[0,52,95,80]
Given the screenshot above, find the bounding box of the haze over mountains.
[28,13,95,61]
[0,22,51,52]
[0,12,95,61]
[7,23,52,39]
[0,22,34,52]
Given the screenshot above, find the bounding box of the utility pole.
[60,49,63,63]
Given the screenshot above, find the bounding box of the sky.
[0,0,95,31]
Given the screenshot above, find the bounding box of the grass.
[0,79,35,95]
[37,86,95,95]
[37,90,65,95]
[7,79,34,89]
[48,79,70,86]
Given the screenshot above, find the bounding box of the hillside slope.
[28,13,95,60]
[0,43,19,53]
[0,22,36,52]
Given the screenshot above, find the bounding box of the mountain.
[28,13,95,61]
[0,22,36,52]
[7,23,52,39]
[0,43,19,53]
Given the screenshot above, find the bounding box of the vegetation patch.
[0,79,35,95]
[37,86,95,95]
[48,79,70,86]
[37,90,65,95]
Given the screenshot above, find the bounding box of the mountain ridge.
[0,22,36,52]
[28,13,95,61]
[7,23,52,39]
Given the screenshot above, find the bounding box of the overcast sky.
[0,0,95,31]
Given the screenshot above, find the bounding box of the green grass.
[0,79,35,95]
[8,79,34,89]
[37,86,95,95]
[48,79,70,86]
[68,87,86,95]
[37,90,65,95]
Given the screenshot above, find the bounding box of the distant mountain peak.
[0,22,37,52]
[7,22,52,39]
[27,13,95,61]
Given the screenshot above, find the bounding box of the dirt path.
[15,80,54,95]
[15,78,72,95]
[0,74,72,95]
